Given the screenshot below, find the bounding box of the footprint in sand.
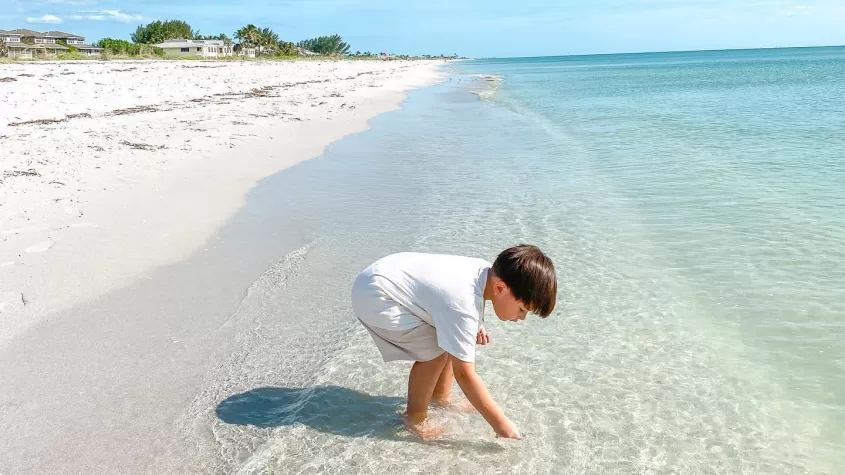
[25,241,54,253]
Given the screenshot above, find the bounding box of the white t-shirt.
[358,252,490,362]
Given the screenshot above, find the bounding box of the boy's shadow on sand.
[216,385,505,451]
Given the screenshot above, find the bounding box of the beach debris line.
[108,105,160,116]
[4,169,40,178]
[246,86,276,97]
[120,140,166,151]
[1,169,40,185]
[8,118,64,126]
[9,112,94,127]
[8,71,374,128]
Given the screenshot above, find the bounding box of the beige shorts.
[352,274,444,363]
[357,319,444,362]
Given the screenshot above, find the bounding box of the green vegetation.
[96,38,164,57]
[234,24,297,56]
[56,51,92,60]
[297,35,351,56]
[130,20,195,44]
[0,38,8,58]
[57,39,79,54]
[194,33,231,41]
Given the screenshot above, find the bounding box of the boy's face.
[491,281,529,322]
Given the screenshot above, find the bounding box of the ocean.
[182,48,845,473]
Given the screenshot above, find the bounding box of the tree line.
[95,19,353,57]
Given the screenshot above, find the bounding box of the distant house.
[45,30,103,56]
[154,39,253,58]
[0,29,102,58]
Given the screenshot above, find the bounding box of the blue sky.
[3,0,845,57]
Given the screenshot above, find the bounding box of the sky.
[2,0,845,57]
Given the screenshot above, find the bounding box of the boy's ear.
[494,280,509,294]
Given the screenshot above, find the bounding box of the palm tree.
[234,24,261,52]
[298,35,348,55]
[278,41,297,56]
[258,27,280,55]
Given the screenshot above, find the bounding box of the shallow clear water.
[182,48,845,474]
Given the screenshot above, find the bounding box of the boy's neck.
[483,268,496,301]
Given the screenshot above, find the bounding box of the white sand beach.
[0,58,443,474]
[0,59,441,344]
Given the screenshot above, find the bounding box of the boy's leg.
[431,359,475,412]
[432,358,454,405]
[405,352,448,438]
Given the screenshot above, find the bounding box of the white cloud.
[26,14,63,23]
[68,9,144,22]
[778,4,815,16]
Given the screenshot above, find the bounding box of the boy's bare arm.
[449,355,521,439]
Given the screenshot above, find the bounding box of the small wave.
[213,240,317,332]
[470,89,498,99]
[469,74,503,100]
[473,73,503,83]
[243,241,316,297]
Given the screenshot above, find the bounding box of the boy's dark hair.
[492,244,557,317]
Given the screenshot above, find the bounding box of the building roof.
[43,30,83,39]
[7,29,53,37]
[2,29,87,38]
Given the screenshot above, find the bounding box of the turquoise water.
[184,48,845,473]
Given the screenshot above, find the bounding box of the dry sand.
[0,59,441,345]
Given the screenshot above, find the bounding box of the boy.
[351,244,557,439]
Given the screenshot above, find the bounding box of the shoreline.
[0,59,444,345]
[0,80,460,474]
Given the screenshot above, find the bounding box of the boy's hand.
[495,418,522,439]
[476,327,491,345]
[450,355,517,441]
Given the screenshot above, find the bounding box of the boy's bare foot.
[403,413,446,440]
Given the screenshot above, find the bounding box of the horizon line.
[474,43,845,60]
